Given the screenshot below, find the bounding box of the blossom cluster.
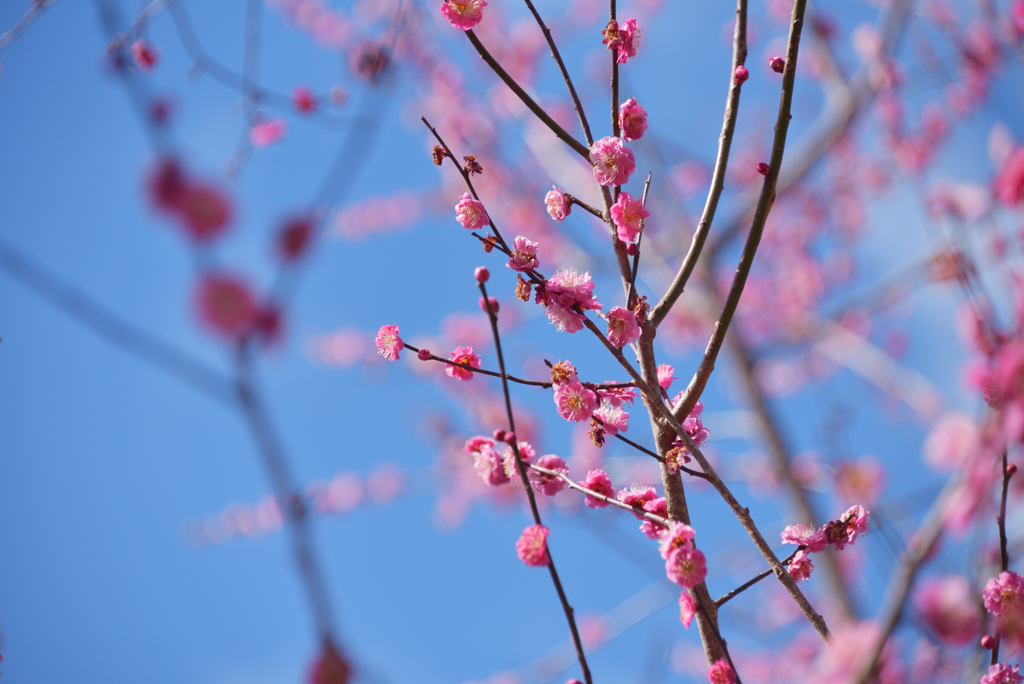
[780,505,870,581]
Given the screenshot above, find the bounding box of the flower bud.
[504,431,517,445]
[417,348,431,361]
[474,266,490,283]
[1009,464,1019,477]
[625,242,639,256]
[982,635,996,649]
[734,65,749,84]
[493,429,507,442]
[769,56,785,73]
[757,162,770,176]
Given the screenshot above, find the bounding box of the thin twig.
[649,0,747,328]
[464,30,590,159]
[991,449,1013,665]
[526,463,668,526]
[478,282,593,684]
[626,171,652,309]
[715,549,800,607]
[0,0,57,54]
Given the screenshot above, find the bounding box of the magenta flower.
[640,497,667,540]
[593,403,629,435]
[665,545,707,588]
[554,378,598,422]
[658,521,697,558]
[679,591,695,629]
[440,0,487,30]
[995,147,1024,206]
[606,306,641,348]
[464,435,495,453]
[657,364,677,390]
[131,38,158,71]
[579,469,614,508]
[602,18,641,64]
[618,98,648,142]
[787,550,814,582]
[291,85,316,113]
[516,524,550,567]
[545,268,602,334]
[445,345,480,381]
[195,273,257,339]
[529,454,569,495]
[473,443,510,486]
[707,659,736,684]
[981,664,1024,684]
[670,401,711,456]
[985,571,1024,619]
[454,192,489,229]
[780,522,828,553]
[914,575,981,645]
[502,440,535,482]
[250,118,287,147]
[590,136,636,187]
[610,191,649,242]
[375,324,404,361]
[597,384,637,407]
[618,485,657,518]
[545,186,570,222]
[507,235,540,272]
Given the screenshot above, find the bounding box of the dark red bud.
[757,162,770,176]
[504,431,517,445]
[982,635,996,649]
[1009,464,1019,477]
[734,65,749,84]
[492,429,507,442]
[625,243,639,256]
[769,56,785,73]
[417,348,431,361]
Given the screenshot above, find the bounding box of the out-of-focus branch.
[0,0,57,54]
[649,0,747,328]
[990,450,1013,665]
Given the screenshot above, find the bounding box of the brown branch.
[464,29,590,159]
[478,282,593,684]
[715,549,800,608]
[626,171,652,310]
[991,450,1013,665]
[649,0,747,328]
[526,463,669,525]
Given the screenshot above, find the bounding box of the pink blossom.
[529,454,569,495]
[679,591,696,629]
[606,306,641,347]
[618,97,648,142]
[292,85,316,113]
[665,545,707,588]
[375,324,404,361]
[502,440,535,482]
[824,505,870,550]
[131,39,158,71]
[554,378,598,422]
[913,575,981,645]
[445,345,480,381]
[640,497,667,539]
[996,148,1024,207]
[250,118,287,147]
[787,550,814,582]
[602,18,641,64]
[473,443,510,486]
[195,273,257,339]
[734,65,749,84]
[516,524,550,567]
[593,403,628,435]
[924,412,981,471]
[835,458,885,506]
[544,269,602,334]
[658,521,697,557]
[982,664,1024,684]
[590,136,636,187]
[507,236,539,272]
[707,659,736,684]
[545,186,570,221]
[671,401,711,454]
[618,485,657,518]
[177,183,233,243]
[596,384,637,408]
[440,0,487,30]
[579,469,614,508]
[781,522,827,553]
[610,191,650,242]
[657,364,677,390]
[984,571,1024,619]
[478,296,499,314]
[464,436,495,453]
[1014,1,1024,35]
[454,192,489,229]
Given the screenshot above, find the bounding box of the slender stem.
[626,172,652,310]
[649,0,747,328]
[526,464,669,525]
[464,30,590,159]
[670,0,808,424]
[610,0,619,141]
[0,0,56,54]
[522,0,593,146]
[567,195,605,219]
[992,449,1012,665]
[715,549,800,607]
[478,283,593,684]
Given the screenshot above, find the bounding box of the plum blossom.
[610,192,650,242]
[454,192,489,229]
[528,454,570,496]
[516,524,550,567]
[981,664,1024,684]
[464,435,495,454]
[640,497,667,539]
[679,591,696,629]
[502,440,535,482]
[824,505,870,550]
[440,0,487,30]
[781,522,828,553]
[665,544,707,588]
[250,118,287,147]
[707,659,736,684]
[545,186,570,221]
[507,236,539,272]
[195,273,257,339]
[579,469,614,508]
[788,550,814,581]
[669,401,711,456]
[543,269,603,334]
[984,571,1024,619]
[590,136,636,186]
[554,378,598,422]
[996,148,1024,207]
[131,39,158,70]
[375,324,404,361]
[597,384,637,407]
[292,85,316,113]
[445,346,480,381]
[606,306,641,347]
[473,443,510,486]
[618,485,657,518]
[593,402,628,435]
[657,364,677,390]
[602,18,641,64]
[618,98,648,141]
[914,575,981,645]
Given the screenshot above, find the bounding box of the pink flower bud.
[769,56,785,73]
[417,348,431,361]
[757,162,770,176]
[1009,464,1019,477]
[504,431,517,445]
[734,65,749,84]
[479,296,499,313]
[625,243,639,256]
[493,429,507,442]
[474,266,490,283]
[982,635,996,649]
